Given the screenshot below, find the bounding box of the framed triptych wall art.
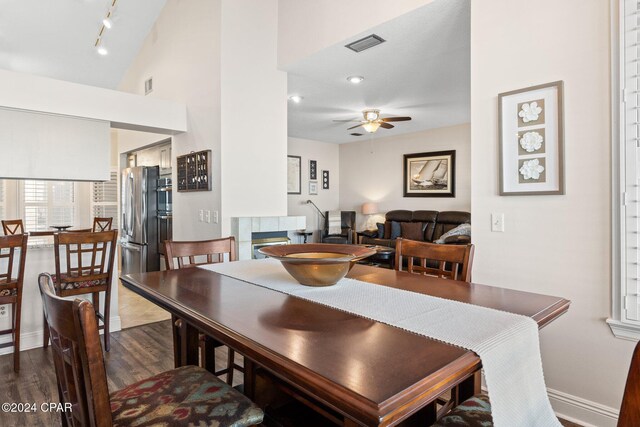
[498,81,565,195]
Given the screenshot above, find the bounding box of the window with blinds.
[91,171,118,229]
[608,0,640,337]
[23,180,76,233]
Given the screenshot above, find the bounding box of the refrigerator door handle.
[123,243,141,252]
[127,172,135,238]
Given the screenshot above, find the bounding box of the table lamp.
[361,202,378,230]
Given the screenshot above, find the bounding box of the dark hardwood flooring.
[0,320,583,427]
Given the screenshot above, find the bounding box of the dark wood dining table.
[120,263,570,427]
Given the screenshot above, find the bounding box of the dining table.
[120,263,570,427]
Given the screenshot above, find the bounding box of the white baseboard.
[548,387,619,427]
[0,316,122,356]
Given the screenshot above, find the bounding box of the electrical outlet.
[199,209,204,222]
[205,210,211,223]
[0,305,8,319]
[491,213,505,232]
[213,211,219,224]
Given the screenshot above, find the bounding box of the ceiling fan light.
[364,110,379,121]
[347,75,364,84]
[103,17,113,29]
[363,122,381,133]
[97,45,108,56]
[289,95,304,103]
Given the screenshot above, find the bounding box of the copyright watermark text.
[1,402,72,413]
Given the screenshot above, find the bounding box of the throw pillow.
[376,222,385,238]
[400,222,424,241]
[383,221,392,239]
[434,223,471,244]
[390,221,402,240]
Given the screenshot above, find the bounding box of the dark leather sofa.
[359,210,470,247]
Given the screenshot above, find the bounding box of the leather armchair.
[321,211,356,244]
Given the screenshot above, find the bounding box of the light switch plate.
[213,211,219,224]
[491,213,505,232]
[205,210,211,223]
[199,209,204,222]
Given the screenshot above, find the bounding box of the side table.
[295,230,313,244]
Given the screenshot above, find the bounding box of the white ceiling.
[0,0,167,89]
[286,0,470,144]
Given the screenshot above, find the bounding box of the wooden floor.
[0,320,583,427]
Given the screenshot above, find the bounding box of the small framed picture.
[309,160,317,180]
[287,155,301,195]
[309,181,318,195]
[498,81,564,195]
[322,170,329,189]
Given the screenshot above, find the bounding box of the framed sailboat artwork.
[403,150,455,197]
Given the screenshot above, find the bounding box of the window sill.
[606,318,640,341]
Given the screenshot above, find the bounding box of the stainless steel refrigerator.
[121,166,160,275]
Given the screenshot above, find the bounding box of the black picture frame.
[403,150,455,198]
[322,170,329,189]
[309,160,317,180]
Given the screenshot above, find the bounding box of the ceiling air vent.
[345,34,386,53]
[144,77,153,95]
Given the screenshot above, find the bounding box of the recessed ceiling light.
[103,18,113,29]
[289,95,303,103]
[97,46,108,56]
[347,76,364,84]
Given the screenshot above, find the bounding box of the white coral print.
[519,101,542,123]
[519,131,543,152]
[519,159,545,180]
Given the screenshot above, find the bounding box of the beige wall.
[339,124,471,230]
[118,0,222,240]
[287,137,340,242]
[277,0,433,68]
[472,0,630,425]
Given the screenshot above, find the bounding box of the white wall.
[472,1,631,425]
[118,0,222,241]
[277,0,434,68]
[339,124,471,230]
[0,69,186,134]
[287,137,340,242]
[220,0,288,233]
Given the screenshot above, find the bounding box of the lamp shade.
[361,202,378,215]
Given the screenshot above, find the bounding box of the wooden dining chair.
[92,217,113,232]
[43,230,117,351]
[38,273,263,427]
[0,234,28,372]
[394,238,474,282]
[1,219,24,236]
[164,237,241,384]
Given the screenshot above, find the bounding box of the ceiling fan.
[339,109,412,133]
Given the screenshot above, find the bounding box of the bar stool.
[43,230,117,351]
[0,233,28,372]
[164,237,242,384]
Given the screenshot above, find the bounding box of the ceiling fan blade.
[347,123,364,130]
[381,116,412,122]
[379,122,394,129]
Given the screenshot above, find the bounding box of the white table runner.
[201,259,560,427]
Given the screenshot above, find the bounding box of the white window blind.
[621,0,640,323]
[91,171,118,228]
[23,180,76,233]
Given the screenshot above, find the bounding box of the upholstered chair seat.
[433,394,492,426]
[51,273,108,290]
[110,366,264,427]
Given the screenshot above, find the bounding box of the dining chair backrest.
[394,238,474,282]
[2,219,24,236]
[164,237,237,270]
[54,230,118,291]
[619,341,640,426]
[0,234,28,295]
[92,217,113,232]
[39,273,112,427]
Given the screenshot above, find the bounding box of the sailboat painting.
[403,150,455,197]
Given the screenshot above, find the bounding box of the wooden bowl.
[258,243,376,287]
